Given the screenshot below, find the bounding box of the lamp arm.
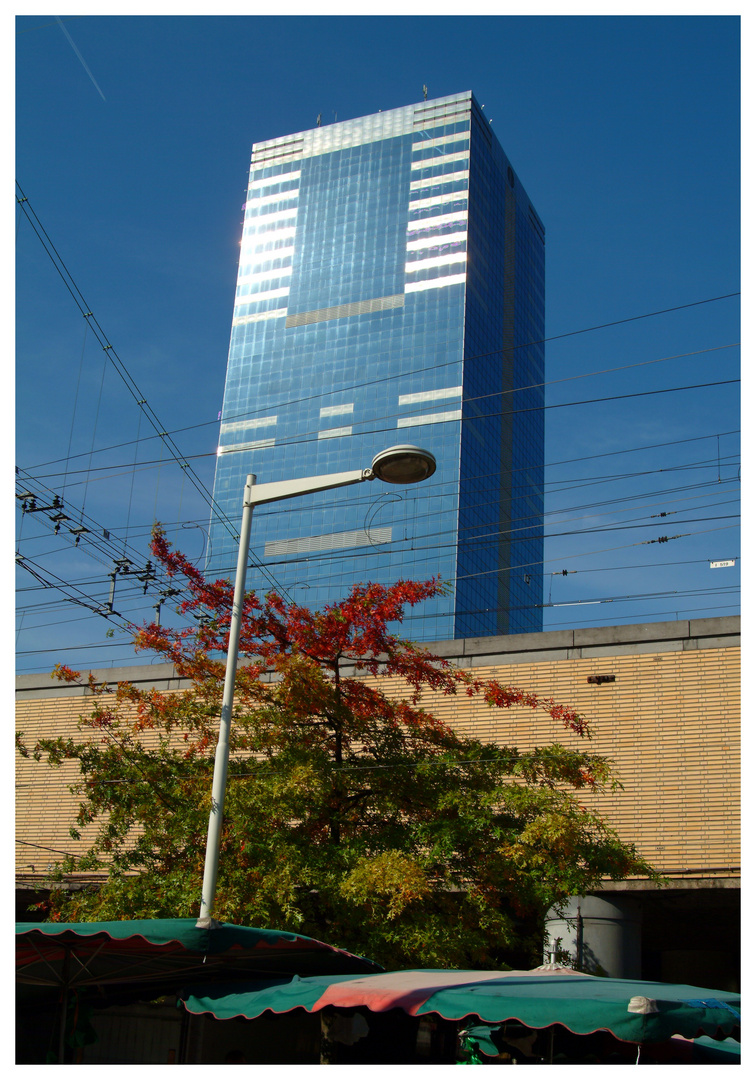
[244,467,374,507]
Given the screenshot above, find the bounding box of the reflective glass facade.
[209,92,544,640]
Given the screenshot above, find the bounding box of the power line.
[15,184,292,603]
[232,519,740,594]
[15,206,739,663]
[16,484,739,602]
[19,337,740,475]
[16,186,219,518]
[26,428,738,541]
[20,370,739,495]
[14,587,740,661]
[23,445,728,606]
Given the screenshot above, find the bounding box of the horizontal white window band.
[217,438,276,455]
[238,253,293,275]
[406,229,467,252]
[235,286,291,305]
[220,416,278,434]
[405,251,467,273]
[265,526,392,557]
[248,171,301,192]
[413,107,470,128]
[244,211,299,232]
[232,308,288,326]
[241,228,297,255]
[404,273,467,293]
[407,211,468,235]
[409,192,468,213]
[412,134,470,153]
[318,426,353,439]
[251,145,304,167]
[410,172,469,195]
[410,151,469,173]
[399,386,462,406]
[409,172,468,193]
[397,409,462,428]
[320,403,354,418]
[237,264,293,287]
[246,187,300,209]
[245,200,299,219]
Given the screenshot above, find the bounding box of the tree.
[18,527,659,969]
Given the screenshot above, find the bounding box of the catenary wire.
[15,184,293,603]
[15,207,739,657]
[19,337,740,474]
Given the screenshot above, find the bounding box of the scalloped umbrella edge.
[178,966,740,1046]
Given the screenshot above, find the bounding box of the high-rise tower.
[209,91,545,641]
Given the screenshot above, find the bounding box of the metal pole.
[196,474,256,927]
[191,448,432,927]
[57,945,70,1064]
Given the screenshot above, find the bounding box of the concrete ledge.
[425,616,739,665]
[597,877,740,892]
[17,616,740,699]
[15,663,187,699]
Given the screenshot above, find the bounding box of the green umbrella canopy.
[689,1036,741,1063]
[17,919,381,1002]
[179,967,740,1045]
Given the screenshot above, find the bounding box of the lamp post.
[196,445,436,927]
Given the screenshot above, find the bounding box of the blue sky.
[14,12,740,673]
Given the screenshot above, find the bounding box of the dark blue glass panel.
[209,95,544,642]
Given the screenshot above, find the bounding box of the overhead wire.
[16,482,740,591]
[19,344,740,481]
[15,194,737,501]
[19,370,740,517]
[17,436,739,621]
[15,484,741,645]
[15,184,292,602]
[16,342,739,598]
[14,589,741,662]
[15,203,739,666]
[13,483,738,622]
[17,282,739,476]
[32,427,737,538]
[229,519,741,594]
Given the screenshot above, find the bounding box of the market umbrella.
[17,918,381,1062]
[17,919,380,994]
[178,966,741,1045]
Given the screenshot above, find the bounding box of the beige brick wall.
[375,646,740,876]
[16,694,105,882]
[16,642,739,884]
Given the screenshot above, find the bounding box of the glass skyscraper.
[208,91,545,641]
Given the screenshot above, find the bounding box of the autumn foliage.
[18,527,658,968]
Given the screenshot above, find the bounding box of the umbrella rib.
[19,938,66,984]
[67,939,109,981]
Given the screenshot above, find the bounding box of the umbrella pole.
[320,1012,338,1064]
[57,946,70,1065]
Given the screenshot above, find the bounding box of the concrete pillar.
[544,895,642,979]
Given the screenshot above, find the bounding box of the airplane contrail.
[55,16,106,101]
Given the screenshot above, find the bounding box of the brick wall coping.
[16,616,740,699]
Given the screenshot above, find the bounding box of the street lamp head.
[371,444,436,485]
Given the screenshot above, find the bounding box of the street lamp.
[196,445,436,926]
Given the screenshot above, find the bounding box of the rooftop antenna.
[316,113,322,126]
[423,84,428,100]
